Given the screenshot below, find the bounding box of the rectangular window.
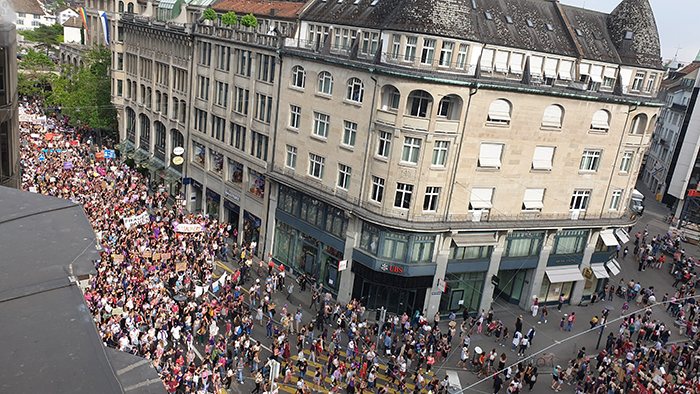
[361,31,370,54]
[423,186,440,211]
[289,105,301,129]
[610,189,623,210]
[342,121,357,147]
[421,39,436,65]
[394,183,414,209]
[411,235,434,262]
[391,35,401,59]
[309,153,325,179]
[217,45,230,71]
[579,150,601,171]
[193,108,207,133]
[432,141,449,166]
[504,231,544,258]
[286,145,297,169]
[313,112,330,138]
[236,49,252,77]
[620,151,633,173]
[230,123,246,151]
[337,164,351,190]
[215,81,228,107]
[377,131,392,158]
[117,53,123,70]
[197,75,209,100]
[404,37,417,61]
[522,188,545,211]
[470,187,494,210]
[250,131,269,161]
[117,80,122,97]
[199,42,211,66]
[254,93,273,123]
[370,176,385,202]
[439,41,454,67]
[234,86,249,115]
[211,115,225,142]
[228,159,243,185]
[553,230,589,255]
[401,137,421,164]
[257,54,276,83]
[645,74,656,93]
[632,72,645,91]
[478,142,504,168]
[449,245,492,261]
[570,190,590,211]
[456,44,468,69]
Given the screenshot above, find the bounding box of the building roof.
[212,0,306,20]
[0,186,166,394]
[64,16,83,28]
[300,0,663,70]
[8,0,46,15]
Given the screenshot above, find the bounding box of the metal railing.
[194,23,280,48]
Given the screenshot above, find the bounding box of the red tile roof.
[212,0,307,20]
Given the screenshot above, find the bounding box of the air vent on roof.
[545,23,553,31]
[484,12,492,20]
[370,0,379,5]
[471,0,476,9]
[505,16,513,24]
[354,0,360,4]
[575,29,582,36]
[624,31,633,39]
[593,31,602,40]
[526,19,533,27]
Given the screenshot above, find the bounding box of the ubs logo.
[380,263,404,274]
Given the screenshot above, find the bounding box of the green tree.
[17,48,56,99]
[19,24,64,56]
[240,13,258,28]
[51,46,116,130]
[221,11,238,26]
[203,9,217,21]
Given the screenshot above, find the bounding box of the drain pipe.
[357,70,378,201]
[444,84,479,222]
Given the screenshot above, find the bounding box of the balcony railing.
[195,23,280,48]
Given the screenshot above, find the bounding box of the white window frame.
[291,66,306,88]
[343,120,357,147]
[391,35,401,59]
[580,150,601,172]
[401,137,422,164]
[570,189,590,211]
[313,112,330,138]
[423,186,440,212]
[432,141,449,166]
[337,164,352,190]
[456,44,468,70]
[478,142,504,168]
[645,74,656,93]
[620,151,633,173]
[318,71,333,95]
[420,39,435,65]
[370,176,385,203]
[394,183,414,209]
[610,189,623,210]
[632,72,645,91]
[308,153,325,179]
[404,37,417,61]
[377,131,392,158]
[439,41,454,67]
[346,78,364,103]
[285,145,297,169]
[289,105,301,129]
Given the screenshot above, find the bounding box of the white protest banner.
[195,286,204,298]
[175,223,204,233]
[123,211,150,230]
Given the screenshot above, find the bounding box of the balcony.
[402,116,430,131]
[195,23,280,48]
[375,109,397,125]
[434,119,459,133]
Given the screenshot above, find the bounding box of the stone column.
[337,215,359,305]
[424,234,448,317]
[479,233,506,314]
[527,231,554,310]
[570,232,597,304]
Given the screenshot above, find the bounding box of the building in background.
[8,0,54,31]
[56,7,79,25]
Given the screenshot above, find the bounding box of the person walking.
[538,306,548,324]
[531,297,539,317]
[287,282,294,300]
[565,312,575,332]
[557,295,565,311]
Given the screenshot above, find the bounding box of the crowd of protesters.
[19,99,700,394]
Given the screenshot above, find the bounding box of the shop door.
[495,270,526,304]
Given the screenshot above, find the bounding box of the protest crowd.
[17,100,700,394]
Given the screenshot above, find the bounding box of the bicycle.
[536,353,555,368]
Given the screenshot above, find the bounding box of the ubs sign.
[380,263,404,274]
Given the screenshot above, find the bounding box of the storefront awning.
[116,141,135,154]
[131,149,150,165]
[606,259,621,276]
[162,167,182,184]
[599,229,619,247]
[615,228,630,244]
[145,157,165,172]
[591,263,609,279]
[545,266,585,283]
[452,232,498,247]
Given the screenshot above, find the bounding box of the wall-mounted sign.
[380,263,404,274]
[338,260,348,271]
[172,156,184,165]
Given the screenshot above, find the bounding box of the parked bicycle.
[536,353,555,368]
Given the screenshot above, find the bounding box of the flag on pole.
[77,7,90,39]
[98,10,110,46]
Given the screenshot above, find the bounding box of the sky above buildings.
[561,0,699,64]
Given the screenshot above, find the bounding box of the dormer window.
[505,16,513,24]
[624,31,633,39]
[526,19,533,27]
[484,12,492,20]
[575,29,582,36]
[546,24,553,31]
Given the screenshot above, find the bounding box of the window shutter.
[543,58,558,78]
[591,110,610,130]
[541,105,563,128]
[488,100,511,122]
[509,53,523,74]
[470,188,494,209]
[494,51,509,73]
[532,146,554,170]
[480,49,494,71]
[523,188,545,209]
[479,143,503,168]
[530,56,543,77]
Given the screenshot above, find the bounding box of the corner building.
[267,0,664,317]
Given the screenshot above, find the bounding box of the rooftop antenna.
[675,45,683,58]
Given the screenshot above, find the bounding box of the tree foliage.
[19,24,64,55]
[221,11,238,26]
[240,13,258,28]
[18,48,56,99]
[51,45,116,130]
[203,9,217,21]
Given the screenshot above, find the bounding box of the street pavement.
[208,180,699,394]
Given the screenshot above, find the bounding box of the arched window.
[346,77,364,103]
[630,114,648,135]
[318,71,333,95]
[406,90,433,118]
[487,99,512,124]
[291,65,306,88]
[380,85,400,111]
[126,107,136,142]
[139,114,151,151]
[541,104,564,128]
[590,109,610,131]
[127,2,134,13]
[118,1,124,12]
[437,94,463,120]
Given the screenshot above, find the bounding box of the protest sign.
[175,223,204,233]
[123,211,150,230]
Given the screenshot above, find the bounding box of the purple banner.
[63,162,73,169]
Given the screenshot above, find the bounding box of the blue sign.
[104,149,115,159]
[38,154,45,161]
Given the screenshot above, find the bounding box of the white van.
[630,189,645,213]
